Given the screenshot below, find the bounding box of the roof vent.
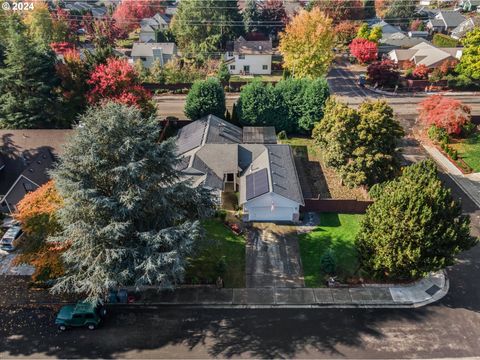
[37,160,42,164]
[29,168,34,172]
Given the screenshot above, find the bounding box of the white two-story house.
[224,36,273,75]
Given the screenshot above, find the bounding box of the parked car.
[0,226,23,252]
[55,301,107,331]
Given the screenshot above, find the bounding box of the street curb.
[365,85,479,98]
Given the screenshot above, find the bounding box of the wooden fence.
[302,198,373,214]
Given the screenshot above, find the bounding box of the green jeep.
[55,301,106,331]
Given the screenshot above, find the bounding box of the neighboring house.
[225,36,273,75]
[369,21,431,55]
[388,42,462,68]
[139,13,171,43]
[427,11,466,33]
[131,42,177,68]
[458,0,480,11]
[175,115,304,222]
[369,20,407,42]
[379,37,431,56]
[0,130,72,213]
[451,16,480,39]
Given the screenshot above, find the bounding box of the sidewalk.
[365,84,479,98]
[423,145,480,208]
[119,271,448,309]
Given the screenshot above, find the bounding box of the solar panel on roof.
[245,168,269,200]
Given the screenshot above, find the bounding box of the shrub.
[418,94,472,135]
[277,130,288,140]
[215,209,227,221]
[428,125,449,144]
[320,249,336,275]
[367,59,400,87]
[184,78,226,120]
[412,64,430,80]
[432,33,459,48]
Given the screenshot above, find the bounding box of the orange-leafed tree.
[279,8,335,78]
[418,95,472,135]
[335,21,360,45]
[113,0,166,34]
[310,0,364,20]
[14,180,66,282]
[15,180,63,237]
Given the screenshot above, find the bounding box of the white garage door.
[249,206,294,222]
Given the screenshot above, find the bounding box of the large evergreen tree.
[171,0,243,56]
[0,17,60,129]
[356,160,476,280]
[50,102,214,301]
[243,0,261,33]
[312,98,403,187]
[184,78,226,120]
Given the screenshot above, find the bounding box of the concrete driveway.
[246,223,304,288]
[0,251,34,276]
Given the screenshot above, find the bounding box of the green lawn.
[451,132,480,172]
[299,213,363,287]
[185,218,246,288]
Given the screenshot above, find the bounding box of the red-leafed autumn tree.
[419,95,472,135]
[113,0,165,34]
[412,64,430,80]
[367,59,400,87]
[87,58,155,117]
[56,49,90,124]
[50,42,76,55]
[349,38,378,63]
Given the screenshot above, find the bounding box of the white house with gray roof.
[131,42,177,68]
[175,115,304,222]
[224,36,273,75]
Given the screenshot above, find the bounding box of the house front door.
[243,65,250,74]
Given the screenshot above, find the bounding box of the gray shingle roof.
[451,17,480,39]
[1,150,54,213]
[176,115,243,156]
[437,11,466,28]
[239,145,304,205]
[131,42,177,57]
[234,36,273,55]
[0,130,71,195]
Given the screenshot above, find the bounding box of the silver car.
[0,226,23,252]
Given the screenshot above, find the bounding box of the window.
[230,65,235,70]
[239,54,245,59]
[228,51,233,57]
[72,314,83,319]
[140,56,147,62]
[85,314,95,319]
[262,65,268,70]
